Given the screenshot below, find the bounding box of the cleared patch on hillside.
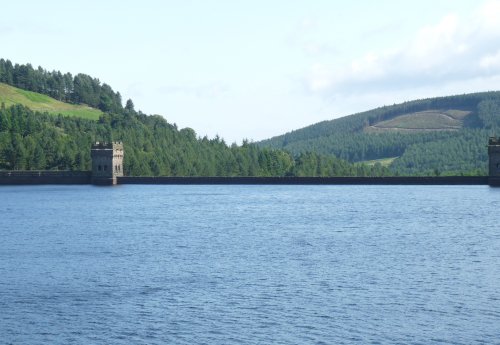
[0,82,102,120]
[365,110,471,133]
[361,157,398,167]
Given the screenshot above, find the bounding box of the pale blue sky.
[2,0,500,142]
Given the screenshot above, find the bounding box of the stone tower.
[90,142,124,185]
[488,137,500,176]
[488,137,500,186]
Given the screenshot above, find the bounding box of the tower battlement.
[90,141,124,185]
[488,137,500,147]
[91,141,123,150]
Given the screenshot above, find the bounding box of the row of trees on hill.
[0,104,390,177]
[0,59,123,113]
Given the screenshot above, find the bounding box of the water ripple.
[0,185,499,344]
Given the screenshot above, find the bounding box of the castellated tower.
[91,142,124,185]
[488,137,500,186]
[488,137,500,176]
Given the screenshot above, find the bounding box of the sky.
[2,0,500,143]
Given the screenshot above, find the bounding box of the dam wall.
[118,176,489,185]
[0,171,91,185]
[0,173,494,185]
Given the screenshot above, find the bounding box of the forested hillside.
[258,93,500,175]
[0,58,123,113]
[0,104,389,177]
[0,59,389,177]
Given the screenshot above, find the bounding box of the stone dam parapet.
[0,171,91,185]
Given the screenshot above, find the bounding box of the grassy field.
[367,110,465,132]
[0,82,102,120]
[361,157,398,167]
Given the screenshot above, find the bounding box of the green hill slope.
[258,92,500,175]
[0,82,102,120]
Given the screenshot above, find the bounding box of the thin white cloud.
[0,26,13,35]
[299,17,318,31]
[158,82,230,99]
[304,0,500,96]
[288,16,338,57]
[409,14,460,61]
[480,50,500,70]
[478,0,500,30]
[302,41,338,56]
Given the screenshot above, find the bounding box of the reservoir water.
[1,185,499,344]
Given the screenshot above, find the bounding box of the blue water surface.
[0,185,499,344]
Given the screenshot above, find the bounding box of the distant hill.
[0,82,102,119]
[258,92,500,175]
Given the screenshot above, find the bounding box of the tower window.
[98,165,102,171]
[104,165,107,171]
